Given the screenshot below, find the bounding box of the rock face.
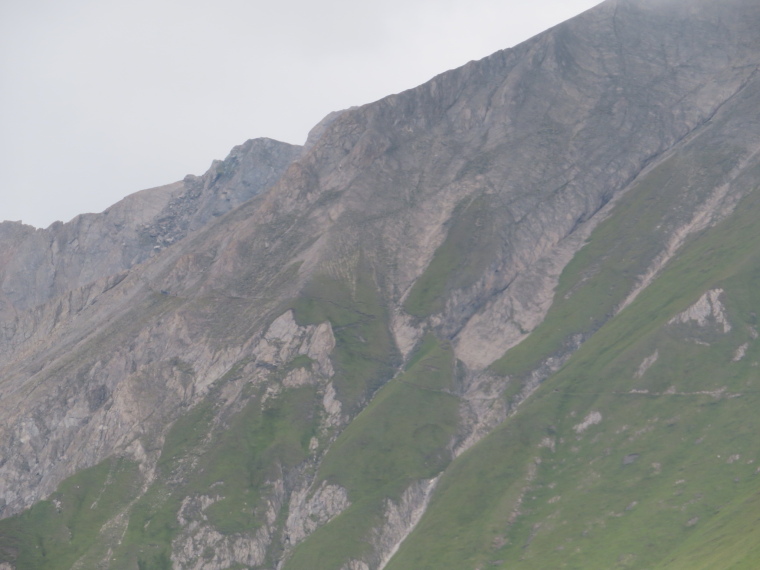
[3,0,760,568]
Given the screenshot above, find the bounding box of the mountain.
[0,138,301,316]
[2,0,760,568]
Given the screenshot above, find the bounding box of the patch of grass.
[285,354,315,372]
[283,335,460,570]
[292,258,400,415]
[387,163,760,567]
[318,334,459,495]
[490,144,747,379]
[118,402,218,554]
[658,487,760,570]
[403,194,502,318]
[0,457,141,569]
[200,387,320,535]
[107,384,323,568]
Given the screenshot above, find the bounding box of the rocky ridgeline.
[1,0,760,568]
[0,138,300,316]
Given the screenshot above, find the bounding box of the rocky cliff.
[2,0,760,568]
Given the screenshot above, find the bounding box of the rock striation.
[2,0,760,568]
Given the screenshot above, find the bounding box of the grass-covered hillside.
[385,167,760,569]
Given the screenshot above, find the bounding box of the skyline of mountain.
[2,1,760,568]
[1,0,601,229]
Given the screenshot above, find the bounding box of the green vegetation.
[0,457,141,569]
[285,354,315,372]
[0,362,323,569]
[110,382,322,569]
[292,260,400,414]
[404,194,501,318]
[319,334,458,496]
[491,147,736,379]
[4,105,760,570]
[386,171,760,568]
[284,334,460,569]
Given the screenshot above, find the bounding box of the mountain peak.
[2,2,760,568]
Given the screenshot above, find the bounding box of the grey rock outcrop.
[2,0,760,568]
[0,137,300,316]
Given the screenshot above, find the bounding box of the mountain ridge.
[2,0,760,568]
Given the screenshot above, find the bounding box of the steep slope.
[1,0,760,568]
[385,86,760,569]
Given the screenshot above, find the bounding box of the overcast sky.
[1,0,602,228]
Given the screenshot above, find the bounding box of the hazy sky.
[1,0,602,228]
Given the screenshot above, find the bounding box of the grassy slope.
[292,263,400,416]
[491,142,743,379]
[0,256,402,570]
[0,458,141,569]
[0,367,323,570]
[283,334,460,570]
[111,382,324,570]
[386,169,760,569]
[403,194,502,319]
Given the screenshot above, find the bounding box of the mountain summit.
[2,0,760,568]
